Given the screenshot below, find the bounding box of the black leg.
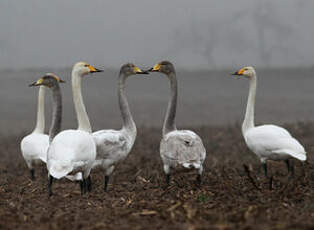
[80,180,84,194]
[263,162,272,190]
[269,176,273,190]
[80,179,87,195]
[263,162,268,178]
[104,176,109,192]
[48,175,53,197]
[30,169,35,181]
[86,175,92,192]
[166,174,170,185]
[196,174,202,186]
[286,159,295,179]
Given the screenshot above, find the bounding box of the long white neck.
[72,70,92,133]
[33,86,45,133]
[242,74,257,134]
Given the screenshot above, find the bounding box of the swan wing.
[21,133,49,163]
[245,126,306,161]
[93,129,128,161]
[47,130,96,179]
[161,130,206,168]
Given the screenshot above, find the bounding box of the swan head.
[232,66,256,78]
[73,62,103,76]
[29,73,65,88]
[120,63,148,76]
[149,61,175,75]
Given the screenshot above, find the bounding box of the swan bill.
[29,75,66,87]
[29,78,44,87]
[231,68,245,76]
[149,63,161,72]
[88,65,103,73]
[134,66,149,74]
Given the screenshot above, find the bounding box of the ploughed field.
[1,123,314,230]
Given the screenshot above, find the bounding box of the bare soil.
[1,123,314,230]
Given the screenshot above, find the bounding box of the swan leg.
[104,166,114,192]
[30,169,35,180]
[104,176,110,192]
[285,159,295,179]
[86,175,92,192]
[262,162,273,190]
[48,174,53,197]
[80,179,87,195]
[163,165,170,185]
[196,165,203,186]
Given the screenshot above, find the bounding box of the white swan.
[149,61,206,185]
[34,62,101,196]
[232,66,306,188]
[92,63,148,191]
[21,74,65,180]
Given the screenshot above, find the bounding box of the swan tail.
[49,163,73,179]
[66,172,83,181]
[39,156,47,164]
[272,149,307,161]
[182,162,201,169]
[289,152,306,161]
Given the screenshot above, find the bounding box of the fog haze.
[1,0,313,70]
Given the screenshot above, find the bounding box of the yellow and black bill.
[133,66,149,74]
[29,78,44,87]
[88,65,103,73]
[148,63,161,72]
[231,68,245,76]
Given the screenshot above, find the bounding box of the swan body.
[93,129,135,168]
[232,66,306,187]
[160,130,206,170]
[47,129,96,179]
[21,133,49,165]
[92,64,146,191]
[149,61,206,185]
[244,125,306,163]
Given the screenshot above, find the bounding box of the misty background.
[1,0,314,135]
[1,0,313,70]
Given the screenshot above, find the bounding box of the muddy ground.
[1,123,314,230]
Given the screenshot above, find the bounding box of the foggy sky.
[1,0,313,70]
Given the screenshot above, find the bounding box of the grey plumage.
[149,61,206,184]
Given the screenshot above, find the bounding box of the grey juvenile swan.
[93,63,148,191]
[148,61,206,185]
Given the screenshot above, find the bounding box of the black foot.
[30,169,35,181]
[104,176,109,192]
[86,176,92,192]
[48,175,53,197]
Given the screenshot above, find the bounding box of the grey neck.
[118,71,136,133]
[33,86,45,133]
[163,71,177,136]
[242,74,257,134]
[49,85,62,143]
[72,69,92,133]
